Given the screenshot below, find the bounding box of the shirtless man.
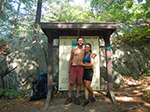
[65,37,95,105]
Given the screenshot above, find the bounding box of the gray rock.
[39,34,48,65]
[7,37,32,53]
[100,66,125,89]
[0,55,7,75]
[111,43,150,76]
[0,55,7,89]
[3,42,47,91]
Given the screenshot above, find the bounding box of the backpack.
[30,73,47,101]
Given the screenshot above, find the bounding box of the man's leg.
[74,84,81,105]
[74,65,84,105]
[65,65,76,105]
[65,84,73,105]
[76,84,81,94]
[69,84,73,93]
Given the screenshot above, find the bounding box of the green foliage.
[112,24,150,44]
[0,89,24,99]
[90,0,150,23]
[142,83,148,85]
[0,0,150,39]
[122,25,150,42]
[131,74,140,79]
[0,38,4,41]
[143,69,150,76]
[0,0,37,39]
[42,0,95,22]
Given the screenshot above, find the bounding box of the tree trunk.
[33,0,42,42]
[9,0,22,39]
[0,0,7,19]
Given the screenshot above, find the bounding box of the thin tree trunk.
[9,0,22,39]
[33,0,42,42]
[0,0,7,19]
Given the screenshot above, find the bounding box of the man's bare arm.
[68,49,74,73]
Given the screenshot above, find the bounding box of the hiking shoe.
[65,97,72,105]
[82,100,89,107]
[91,96,96,103]
[74,97,80,105]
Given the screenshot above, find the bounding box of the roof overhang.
[40,22,118,39]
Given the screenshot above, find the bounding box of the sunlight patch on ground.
[144,102,150,107]
[126,80,138,85]
[116,96,136,102]
[88,109,95,112]
[93,91,101,96]
[35,101,40,105]
[146,86,150,90]
[64,105,71,110]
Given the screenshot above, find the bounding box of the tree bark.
[0,0,7,19]
[33,0,42,42]
[9,0,22,39]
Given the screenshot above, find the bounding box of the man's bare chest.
[74,48,84,56]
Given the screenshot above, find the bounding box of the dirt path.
[0,76,150,112]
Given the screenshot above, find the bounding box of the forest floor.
[0,75,150,112]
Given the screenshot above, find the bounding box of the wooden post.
[104,30,117,105]
[45,31,53,107]
[98,38,101,90]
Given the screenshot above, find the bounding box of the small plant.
[131,74,140,79]
[142,83,148,85]
[0,89,24,99]
[0,38,4,41]
[143,69,150,76]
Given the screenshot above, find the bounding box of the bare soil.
[0,76,150,112]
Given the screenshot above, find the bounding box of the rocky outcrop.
[112,43,150,76]
[0,36,48,91]
[7,34,48,62]
[99,23,150,88]
[100,40,150,89]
